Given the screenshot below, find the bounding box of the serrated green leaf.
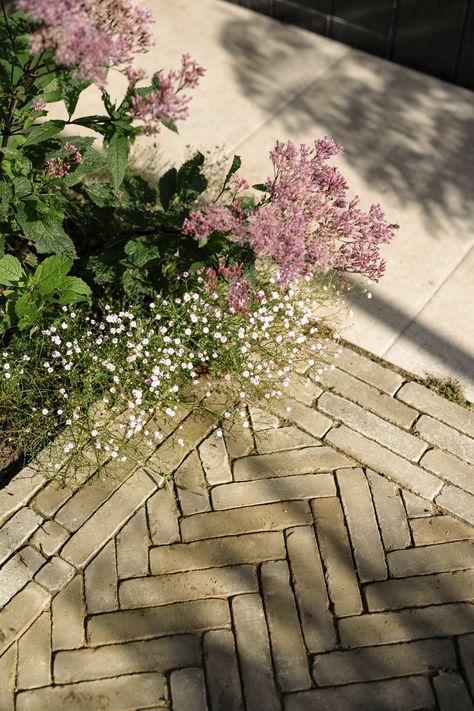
[13,176,32,198]
[0,255,24,286]
[24,120,66,146]
[107,132,130,188]
[59,72,89,116]
[158,167,177,210]
[16,203,76,255]
[84,183,116,208]
[34,255,73,296]
[124,236,160,268]
[14,292,38,322]
[57,276,91,304]
[161,118,178,134]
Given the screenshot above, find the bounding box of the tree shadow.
[219,11,474,237]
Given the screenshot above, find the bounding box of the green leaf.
[124,236,160,268]
[34,255,73,296]
[0,255,25,286]
[63,145,107,187]
[252,183,268,192]
[59,72,90,116]
[14,292,38,323]
[84,183,116,208]
[0,182,12,217]
[225,155,241,184]
[16,202,76,256]
[158,168,177,210]
[13,176,32,198]
[160,118,178,134]
[107,132,130,188]
[24,120,66,146]
[57,276,91,304]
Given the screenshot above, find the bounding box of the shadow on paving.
[219,13,474,236]
[47,466,474,710]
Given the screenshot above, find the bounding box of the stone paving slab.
[1,341,474,708]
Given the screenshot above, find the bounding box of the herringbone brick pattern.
[1,346,474,709]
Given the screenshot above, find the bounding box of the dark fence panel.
[225,0,474,89]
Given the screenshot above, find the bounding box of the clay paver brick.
[249,407,280,431]
[261,560,312,692]
[181,501,312,541]
[420,449,474,495]
[0,509,43,565]
[366,569,474,610]
[0,643,15,711]
[170,668,206,711]
[433,671,474,711]
[199,430,233,485]
[397,381,474,437]
[175,450,211,514]
[150,531,286,574]
[54,466,131,532]
[339,603,474,647]
[436,485,474,526]
[232,594,281,711]
[16,672,168,711]
[312,638,456,686]
[17,610,51,690]
[51,574,84,651]
[116,507,149,579]
[273,397,332,438]
[337,468,387,582]
[285,676,434,711]
[222,416,254,460]
[147,486,180,545]
[204,630,245,711]
[61,469,156,567]
[318,367,417,428]
[54,634,201,683]
[387,540,474,577]
[84,541,118,613]
[211,473,335,509]
[326,425,443,500]
[312,498,363,617]
[0,546,45,608]
[367,471,411,550]
[0,582,49,656]
[255,426,319,454]
[459,634,474,696]
[34,556,75,593]
[0,467,44,527]
[328,345,404,395]
[402,490,434,518]
[286,374,323,406]
[148,409,218,474]
[87,598,230,645]
[286,526,337,653]
[119,564,258,608]
[319,392,427,461]
[411,514,474,545]
[30,520,69,557]
[415,415,474,464]
[233,447,353,481]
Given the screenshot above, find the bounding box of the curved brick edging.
[0,344,473,707]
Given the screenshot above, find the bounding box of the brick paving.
[0,344,473,709]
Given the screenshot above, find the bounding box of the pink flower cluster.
[17,0,154,85]
[202,261,253,314]
[130,54,205,132]
[184,138,397,284]
[45,142,83,178]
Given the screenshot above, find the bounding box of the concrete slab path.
[1,345,473,709]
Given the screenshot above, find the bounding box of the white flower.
[41,408,49,415]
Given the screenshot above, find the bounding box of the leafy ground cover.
[0,0,397,483]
